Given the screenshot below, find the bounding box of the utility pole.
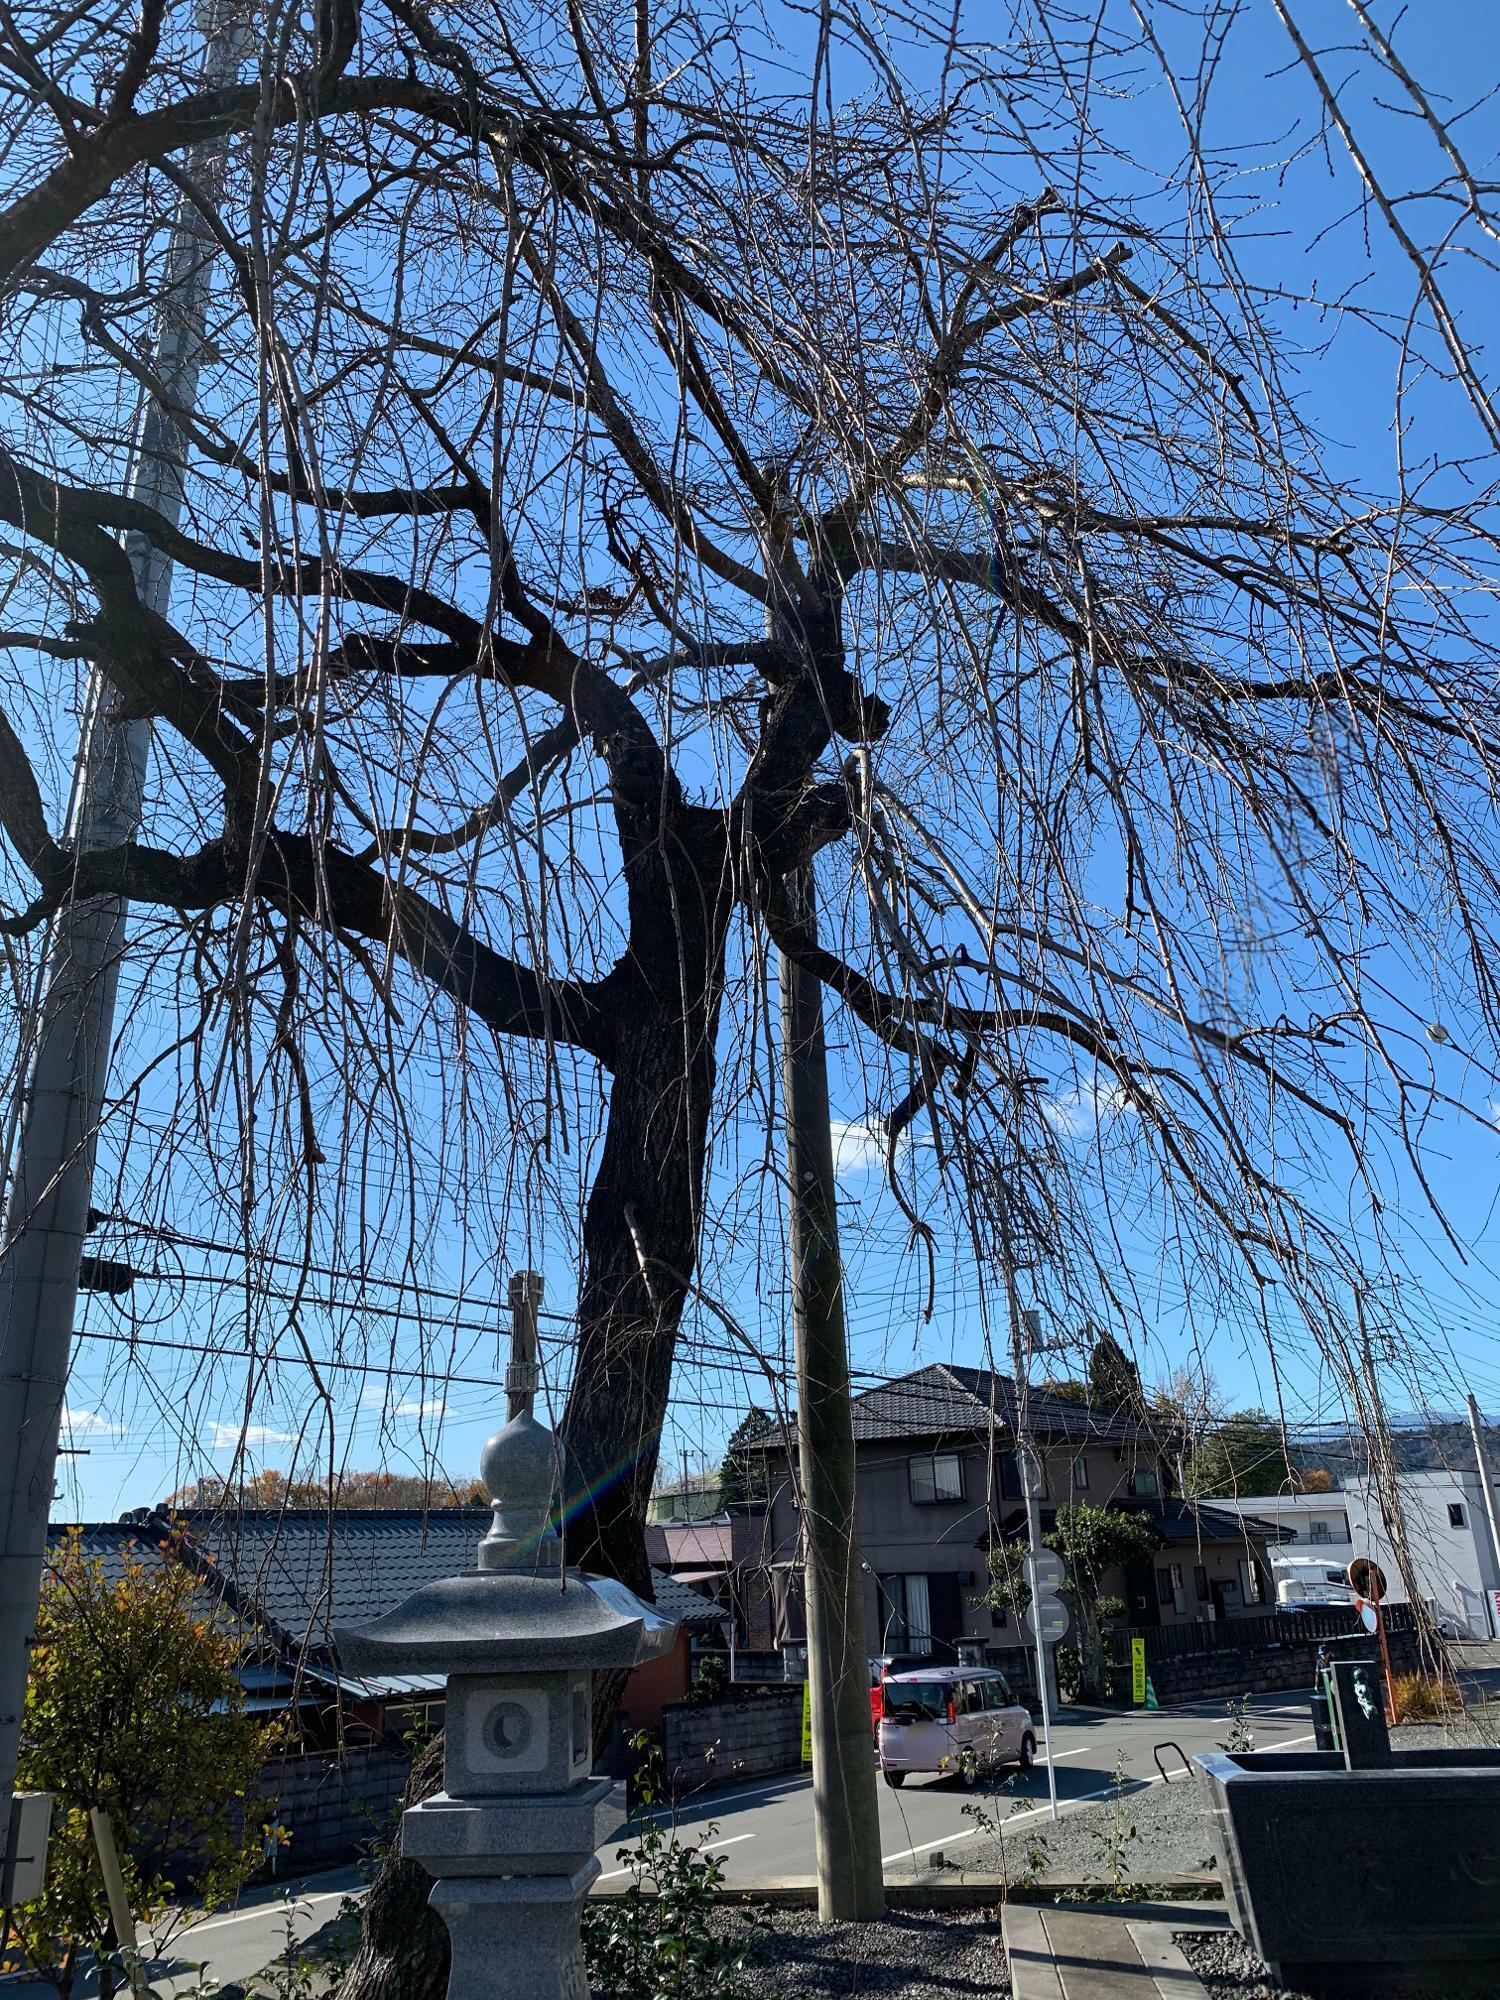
[996,1198,1059,1817]
[0,0,247,1811]
[1467,1394,1500,1640]
[779,863,885,1922]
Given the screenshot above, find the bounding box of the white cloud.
[829,1118,934,1176]
[829,1119,888,1173]
[394,1397,447,1421]
[61,1406,123,1437]
[1042,1079,1131,1138]
[207,1420,297,1450]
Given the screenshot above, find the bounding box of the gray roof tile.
[848,1362,1148,1446]
[49,1510,726,1651]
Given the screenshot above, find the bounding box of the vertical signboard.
[1131,1636,1147,1706]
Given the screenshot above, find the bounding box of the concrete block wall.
[660,1689,805,1793]
[260,1745,409,1874]
[1101,1627,1422,1707]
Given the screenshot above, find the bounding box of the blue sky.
[42,0,1500,1518]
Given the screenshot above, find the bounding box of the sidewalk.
[1004,1901,1230,1999]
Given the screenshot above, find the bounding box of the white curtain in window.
[904,1572,932,1655]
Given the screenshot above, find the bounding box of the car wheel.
[958,1756,980,1788]
[1018,1732,1036,1773]
[883,1770,906,1789]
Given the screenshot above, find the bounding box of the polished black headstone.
[1329,1658,1391,1767]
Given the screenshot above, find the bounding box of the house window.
[878,1573,934,1655]
[1194,1565,1210,1603]
[1449,1502,1467,1529]
[1309,1519,1330,1544]
[1073,1456,1089,1491]
[1156,1567,1175,1606]
[998,1450,1022,1500]
[1239,1559,1265,1605]
[909,1452,965,1506]
[1130,1468,1160,1498]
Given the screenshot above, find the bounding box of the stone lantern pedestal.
[336,1391,677,2000]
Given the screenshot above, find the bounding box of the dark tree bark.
[561,876,731,1591]
[333,1734,448,2000]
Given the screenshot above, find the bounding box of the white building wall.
[1212,1471,1500,1639]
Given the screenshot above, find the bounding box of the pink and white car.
[877,1666,1036,1789]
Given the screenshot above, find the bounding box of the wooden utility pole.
[779,863,885,1922]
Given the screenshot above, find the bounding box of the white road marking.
[162,1886,363,1944]
[879,1731,1316,1866]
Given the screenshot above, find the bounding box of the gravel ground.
[952,1763,1216,1884]
[1177,1928,1500,1999]
[953,1708,1500,1890]
[613,1907,1010,1998]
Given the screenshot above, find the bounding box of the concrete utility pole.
[1467,1394,1500,1639]
[0,0,247,1810]
[996,1205,1059,1816]
[779,864,885,1922]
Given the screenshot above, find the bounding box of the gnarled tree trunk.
[338,872,730,2000]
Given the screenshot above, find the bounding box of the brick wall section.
[259,1745,409,1875]
[660,1689,805,1792]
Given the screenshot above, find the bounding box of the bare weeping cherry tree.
[1,0,1499,1985]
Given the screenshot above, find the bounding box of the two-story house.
[737,1361,1284,1663]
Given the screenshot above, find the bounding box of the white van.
[877,1666,1036,1789]
[1274,1558,1354,1610]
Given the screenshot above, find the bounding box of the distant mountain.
[1290,1419,1500,1482]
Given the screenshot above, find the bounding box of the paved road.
[596,1689,1320,1882]
[7,1693,1317,1995]
[0,1865,367,1997]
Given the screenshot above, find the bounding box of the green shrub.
[688,1656,730,1705]
[582,1737,761,2000]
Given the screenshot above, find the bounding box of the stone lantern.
[336,1360,678,2000]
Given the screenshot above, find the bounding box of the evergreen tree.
[719,1407,777,1509]
[1185,1409,1298,1499]
[1087,1332,1147,1420]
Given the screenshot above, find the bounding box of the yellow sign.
[1131,1637,1147,1705]
[801,1680,813,1764]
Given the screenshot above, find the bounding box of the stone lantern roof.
[339,1569,678,1675]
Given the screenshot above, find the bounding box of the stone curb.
[1004,1903,1227,2000]
[588,1873,1223,1908]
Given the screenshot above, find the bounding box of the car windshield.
[883,1680,949,1721]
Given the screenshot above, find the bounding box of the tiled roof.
[1126,1497,1294,1547]
[45,1521,259,1645]
[170,1507,487,1648]
[649,1571,729,1629]
[985,1496,1291,1550]
[47,1521,183,1590]
[847,1362,1149,1447]
[49,1510,726,1650]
